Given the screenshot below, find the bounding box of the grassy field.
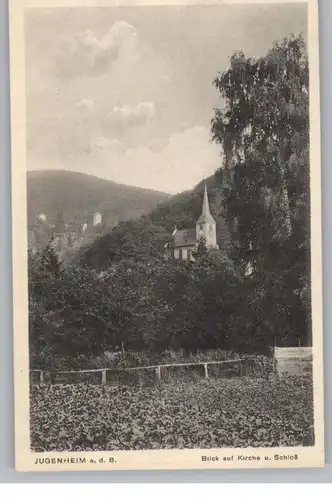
[30,375,314,452]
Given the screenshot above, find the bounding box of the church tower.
[196,183,218,249]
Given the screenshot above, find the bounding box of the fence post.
[40,370,45,385]
[204,363,208,379]
[156,366,161,380]
[101,369,107,385]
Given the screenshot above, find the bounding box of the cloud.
[86,126,221,193]
[26,17,171,159]
[107,102,156,129]
[28,126,220,194]
[57,21,137,76]
[90,136,121,151]
[75,99,94,110]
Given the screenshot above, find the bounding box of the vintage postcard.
[9,0,324,471]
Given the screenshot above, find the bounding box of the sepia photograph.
[9,0,324,471]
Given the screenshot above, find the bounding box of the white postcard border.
[9,0,324,472]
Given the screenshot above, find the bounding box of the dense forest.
[29,35,311,370]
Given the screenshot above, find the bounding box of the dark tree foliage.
[29,244,267,370]
[40,239,62,277]
[211,35,311,347]
[73,219,172,271]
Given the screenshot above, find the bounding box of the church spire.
[196,182,215,225]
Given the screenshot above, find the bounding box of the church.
[165,183,219,261]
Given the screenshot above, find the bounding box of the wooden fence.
[30,347,313,386]
[30,358,252,386]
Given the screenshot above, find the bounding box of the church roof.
[174,228,197,248]
[196,183,216,225]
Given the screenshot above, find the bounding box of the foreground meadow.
[30,376,314,452]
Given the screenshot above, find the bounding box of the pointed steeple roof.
[197,182,216,225]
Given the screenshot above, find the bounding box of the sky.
[25,3,307,194]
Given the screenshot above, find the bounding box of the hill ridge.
[27,169,171,253]
[27,170,171,198]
